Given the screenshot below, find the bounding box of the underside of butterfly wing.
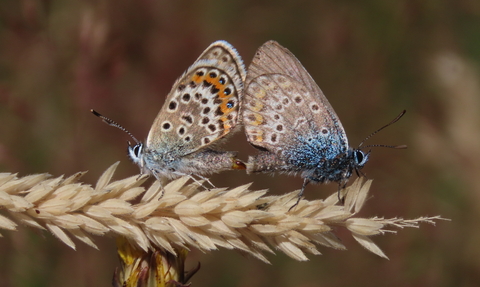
[243,41,350,180]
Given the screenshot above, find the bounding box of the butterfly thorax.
[282,133,349,182]
[306,148,369,184]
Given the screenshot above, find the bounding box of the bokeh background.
[0,1,479,286]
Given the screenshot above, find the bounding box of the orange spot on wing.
[210,77,231,99]
[219,97,235,115]
[249,113,263,126]
[210,77,221,87]
[192,74,204,83]
[221,121,232,136]
[250,100,264,112]
[253,134,263,142]
[247,128,263,142]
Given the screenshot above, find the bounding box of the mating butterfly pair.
[93,40,404,201]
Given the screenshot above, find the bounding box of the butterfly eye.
[128,143,143,164]
[354,150,367,166]
[133,144,142,157]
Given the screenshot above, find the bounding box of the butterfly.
[242,40,405,203]
[93,40,247,184]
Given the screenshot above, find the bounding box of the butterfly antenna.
[358,110,406,148]
[90,109,140,144]
[361,144,407,149]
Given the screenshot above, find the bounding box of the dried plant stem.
[0,162,446,284]
[114,237,195,287]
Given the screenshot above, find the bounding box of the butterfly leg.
[194,174,216,189]
[149,170,167,200]
[185,174,213,191]
[289,178,310,211]
[337,181,349,204]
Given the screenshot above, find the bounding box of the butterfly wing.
[243,41,348,167]
[146,41,246,156]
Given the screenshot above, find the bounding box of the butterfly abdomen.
[247,151,299,174]
[184,149,246,174]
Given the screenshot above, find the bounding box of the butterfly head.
[127,141,157,178]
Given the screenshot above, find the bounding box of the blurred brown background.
[0,0,479,286]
